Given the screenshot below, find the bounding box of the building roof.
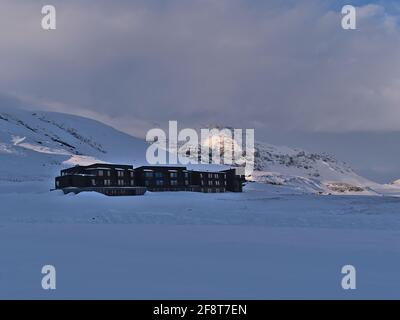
[135,165,187,170]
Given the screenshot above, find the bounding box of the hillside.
[1,106,400,195]
[0,106,148,183]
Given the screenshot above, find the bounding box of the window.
[130,180,134,186]
[145,180,150,186]
[98,170,103,177]
[208,180,213,186]
[215,180,220,186]
[104,180,111,186]
[200,173,203,178]
[91,179,96,186]
[169,172,178,178]
[208,173,213,179]
[130,171,134,178]
[145,172,153,178]
[156,180,164,186]
[184,172,189,178]
[224,181,227,186]
[201,180,204,186]
[118,179,124,186]
[214,173,219,179]
[155,172,163,178]
[117,171,124,177]
[185,180,189,185]
[170,180,178,186]
[56,181,60,187]
[207,188,212,193]
[107,171,111,177]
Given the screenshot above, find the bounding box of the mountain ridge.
[1,106,400,196]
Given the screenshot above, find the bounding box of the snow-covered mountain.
[174,127,378,194]
[0,106,148,183]
[1,105,399,195]
[250,141,377,194]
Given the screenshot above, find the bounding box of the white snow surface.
[1,107,400,299]
[0,106,148,183]
[0,182,399,299]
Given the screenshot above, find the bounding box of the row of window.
[144,172,188,179]
[200,173,226,179]
[91,178,225,187]
[146,179,188,186]
[91,179,135,187]
[89,178,199,187]
[63,170,225,180]
[60,170,134,178]
[201,180,226,186]
[97,170,134,178]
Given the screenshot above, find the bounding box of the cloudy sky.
[1,0,400,182]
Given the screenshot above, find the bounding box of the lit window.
[117,171,124,177]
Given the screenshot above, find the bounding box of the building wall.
[134,166,190,190]
[55,164,244,195]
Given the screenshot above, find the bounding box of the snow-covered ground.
[3,105,400,195]
[0,181,399,299]
[1,107,400,299]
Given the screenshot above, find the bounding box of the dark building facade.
[55,163,146,196]
[55,163,244,196]
[134,166,193,192]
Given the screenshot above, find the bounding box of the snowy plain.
[0,180,399,299]
[0,107,400,299]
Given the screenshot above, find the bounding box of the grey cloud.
[0,0,400,136]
